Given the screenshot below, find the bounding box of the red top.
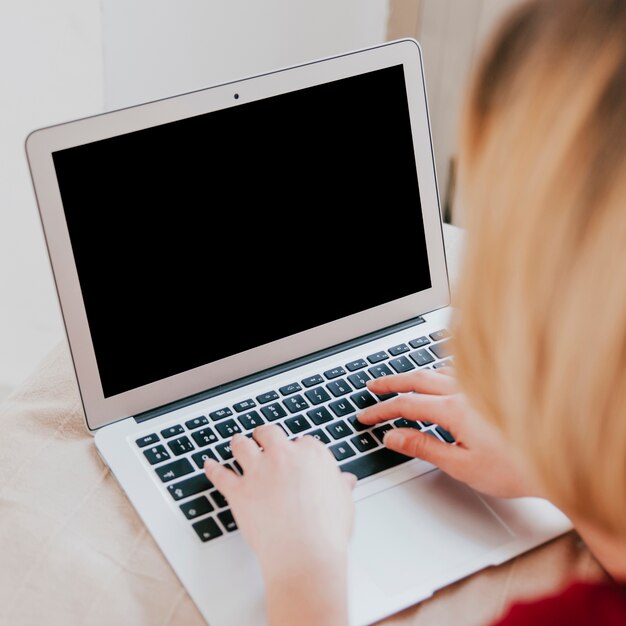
[493,580,626,626]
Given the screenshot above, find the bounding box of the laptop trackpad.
[351,470,514,595]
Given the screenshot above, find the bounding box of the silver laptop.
[26,38,571,626]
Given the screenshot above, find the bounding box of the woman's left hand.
[204,424,355,577]
[204,425,356,626]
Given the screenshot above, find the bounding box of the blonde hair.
[453,0,626,536]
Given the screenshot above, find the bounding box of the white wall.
[0,1,103,390]
[0,1,390,394]
[0,0,518,395]
[103,0,390,110]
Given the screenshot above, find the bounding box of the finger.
[366,369,457,396]
[384,428,463,468]
[252,423,289,449]
[436,365,456,377]
[358,393,458,432]
[230,432,262,469]
[204,458,239,494]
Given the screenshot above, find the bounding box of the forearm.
[263,554,350,626]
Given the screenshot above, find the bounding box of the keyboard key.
[349,389,377,410]
[326,420,353,440]
[215,441,233,460]
[210,490,228,509]
[185,416,209,430]
[304,386,331,405]
[433,358,453,369]
[161,425,184,439]
[339,447,412,480]
[191,448,219,469]
[261,402,287,421]
[155,458,194,482]
[330,441,356,461]
[218,509,238,532]
[237,410,265,430]
[324,366,346,380]
[143,445,171,465]
[347,414,370,432]
[372,424,394,443]
[409,336,430,349]
[350,432,378,453]
[284,414,312,434]
[180,496,213,520]
[136,433,159,448]
[429,329,451,342]
[233,460,243,475]
[409,348,435,366]
[233,399,256,412]
[283,394,309,414]
[192,517,223,542]
[180,496,214,520]
[191,427,219,447]
[326,378,352,398]
[307,429,331,444]
[347,370,371,389]
[345,358,367,372]
[256,391,278,404]
[277,423,290,437]
[374,392,398,402]
[167,436,194,456]
[388,343,409,356]
[367,351,388,363]
[430,340,452,359]
[168,473,213,501]
[306,406,334,425]
[301,374,324,388]
[279,382,302,396]
[389,356,416,373]
[209,407,233,422]
[394,418,422,430]
[368,364,393,378]
[436,426,455,443]
[329,398,356,417]
[215,419,242,438]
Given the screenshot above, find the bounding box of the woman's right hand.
[358,368,543,500]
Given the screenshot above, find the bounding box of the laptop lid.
[26,38,448,431]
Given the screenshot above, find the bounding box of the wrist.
[262,549,349,626]
[262,546,348,586]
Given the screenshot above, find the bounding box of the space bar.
[339,448,412,480]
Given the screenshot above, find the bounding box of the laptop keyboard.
[135,330,454,543]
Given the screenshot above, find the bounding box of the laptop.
[25,38,571,626]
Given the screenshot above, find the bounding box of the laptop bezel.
[26,38,449,431]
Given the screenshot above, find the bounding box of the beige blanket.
[0,224,608,624]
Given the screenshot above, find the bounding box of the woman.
[204,0,626,623]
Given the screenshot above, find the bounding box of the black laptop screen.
[53,64,432,398]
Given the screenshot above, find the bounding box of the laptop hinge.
[133,315,425,424]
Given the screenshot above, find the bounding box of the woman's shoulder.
[493,579,626,626]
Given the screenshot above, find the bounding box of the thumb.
[342,471,357,489]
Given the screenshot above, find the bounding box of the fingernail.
[356,412,370,426]
[383,430,404,448]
